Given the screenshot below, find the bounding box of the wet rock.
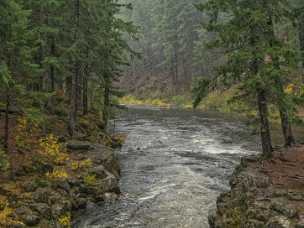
[208,209,217,228]
[22,181,39,192]
[53,180,71,193]
[246,219,266,228]
[270,202,298,218]
[33,188,51,203]
[31,203,51,217]
[287,192,304,201]
[72,197,87,210]
[266,216,290,228]
[89,165,109,179]
[295,223,304,228]
[67,140,93,151]
[15,206,40,226]
[23,214,40,226]
[103,192,118,202]
[86,201,97,210]
[51,201,71,217]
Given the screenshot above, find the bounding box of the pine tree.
[196,0,297,156]
[0,1,30,151]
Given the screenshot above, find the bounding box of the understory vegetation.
[0,0,131,226]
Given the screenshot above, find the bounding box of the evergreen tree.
[0,0,30,150]
[196,0,297,156]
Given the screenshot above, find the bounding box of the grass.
[118,96,170,108]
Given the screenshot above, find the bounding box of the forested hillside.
[0,0,132,226]
[1,0,135,148]
[120,0,223,97]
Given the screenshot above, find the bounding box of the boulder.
[270,202,298,219]
[30,203,51,217]
[67,141,93,151]
[267,216,290,228]
[15,206,40,226]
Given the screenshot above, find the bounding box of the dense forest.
[0,0,134,226]
[120,0,304,157]
[1,0,304,227]
[0,0,136,148]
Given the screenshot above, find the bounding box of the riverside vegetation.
[0,0,132,227]
[2,0,304,227]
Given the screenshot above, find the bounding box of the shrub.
[58,213,71,227]
[15,117,40,151]
[0,200,24,226]
[0,148,9,171]
[39,134,69,165]
[46,168,69,181]
[84,174,97,186]
[71,159,93,171]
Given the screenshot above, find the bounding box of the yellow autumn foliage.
[46,168,69,180]
[39,134,69,165]
[71,159,93,171]
[84,174,97,186]
[59,213,71,227]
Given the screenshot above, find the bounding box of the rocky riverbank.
[0,141,120,227]
[209,146,304,228]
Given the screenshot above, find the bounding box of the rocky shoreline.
[2,141,120,227]
[209,146,304,228]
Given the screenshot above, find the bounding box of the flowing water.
[75,106,259,228]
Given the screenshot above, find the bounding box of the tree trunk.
[83,77,88,115]
[103,78,110,130]
[50,36,56,92]
[279,109,295,147]
[299,13,304,69]
[83,58,88,115]
[256,88,273,157]
[4,90,10,151]
[266,13,296,147]
[69,0,80,137]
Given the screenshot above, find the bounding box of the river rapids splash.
[75,106,259,228]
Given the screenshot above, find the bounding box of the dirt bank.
[209,146,304,228]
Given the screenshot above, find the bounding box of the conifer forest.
[1,0,304,227]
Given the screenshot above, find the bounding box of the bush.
[39,134,69,165]
[0,148,9,172]
[46,168,69,181]
[84,174,97,186]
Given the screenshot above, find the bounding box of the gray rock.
[52,203,67,217]
[267,216,290,228]
[22,181,39,192]
[31,203,50,217]
[86,202,97,210]
[287,192,304,201]
[246,219,266,228]
[103,192,118,202]
[208,209,217,228]
[295,223,304,228]
[23,214,40,226]
[67,141,93,151]
[72,197,87,210]
[270,202,298,218]
[53,180,71,193]
[33,188,51,203]
[89,165,109,179]
[15,206,40,226]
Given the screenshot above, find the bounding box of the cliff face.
[209,146,304,228]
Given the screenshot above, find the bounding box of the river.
[75,106,259,228]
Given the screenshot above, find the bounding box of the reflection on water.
[75,107,259,228]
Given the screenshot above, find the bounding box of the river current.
[75,106,259,228]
